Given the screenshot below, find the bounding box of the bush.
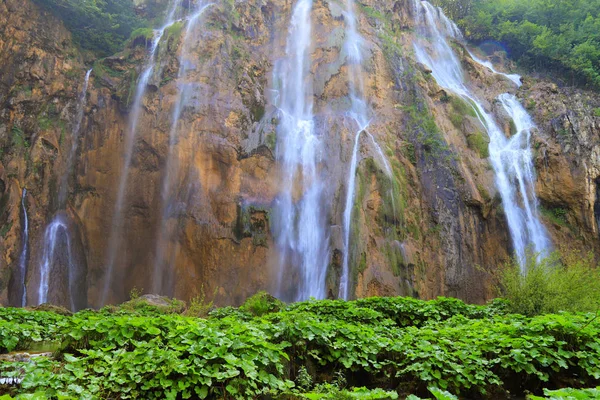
[240,291,283,317]
[182,286,216,318]
[497,249,600,316]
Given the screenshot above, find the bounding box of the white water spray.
[273,0,329,301]
[339,0,394,299]
[18,189,28,307]
[467,49,522,87]
[152,2,213,295]
[413,0,551,269]
[496,94,551,264]
[58,68,92,208]
[37,69,91,309]
[102,1,179,305]
[38,214,72,307]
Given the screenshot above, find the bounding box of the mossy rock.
[120,294,186,314]
[467,131,490,158]
[28,304,73,316]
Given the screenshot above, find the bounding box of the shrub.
[183,286,216,318]
[497,249,600,316]
[240,291,283,317]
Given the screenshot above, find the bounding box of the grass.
[497,249,600,316]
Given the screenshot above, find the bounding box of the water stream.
[467,49,522,87]
[58,68,92,208]
[413,0,551,269]
[339,0,394,299]
[273,0,329,301]
[37,69,91,308]
[18,188,28,307]
[152,2,213,295]
[101,1,179,305]
[38,213,72,307]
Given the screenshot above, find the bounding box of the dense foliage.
[1,295,599,399]
[434,0,600,87]
[31,0,168,56]
[498,250,600,316]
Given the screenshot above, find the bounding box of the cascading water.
[413,0,551,269]
[339,0,393,300]
[17,189,28,307]
[152,2,213,295]
[101,1,179,305]
[467,50,522,87]
[497,94,552,264]
[339,0,368,301]
[273,0,329,301]
[38,214,71,306]
[37,69,91,309]
[58,68,92,208]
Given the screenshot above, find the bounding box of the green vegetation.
[467,131,490,158]
[540,205,569,227]
[165,20,184,41]
[448,96,479,131]
[1,293,599,399]
[530,387,600,399]
[239,291,283,317]
[10,126,29,149]
[31,0,168,56]
[128,27,155,46]
[435,0,600,87]
[0,222,12,239]
[403,104,450,156]
[450,96,477,118]
[498,249,600,316]
[594,108,600,117]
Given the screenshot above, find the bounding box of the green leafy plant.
[528,387,600,399]
[2,292,600,399]
[183,285,216,318]
[497,249,600,316]
[240,291,283,317]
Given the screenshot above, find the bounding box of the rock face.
[0,0,598,309]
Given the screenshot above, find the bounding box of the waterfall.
[340,129,362,300]
[37,69,91,309]
[58,68,92,209]
[496,94,552,265]
[413,0,551,269]
[273,0,329,301]
[467,49,522,87]
[152,2,213,296]
[101,1,179,305]
[339,0,393,300]
[18,189,28,307]
[38,214,71,307]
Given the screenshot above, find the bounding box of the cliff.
[0,0,598,309]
